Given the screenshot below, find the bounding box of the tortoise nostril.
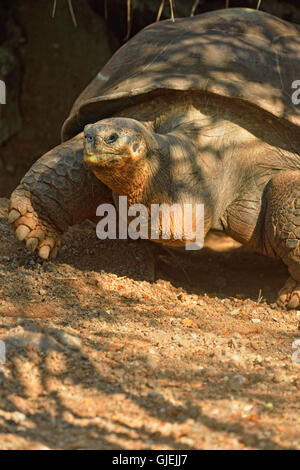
[105,133,118,145]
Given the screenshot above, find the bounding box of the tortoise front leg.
[264,170,300,309]
[9,133,113,259]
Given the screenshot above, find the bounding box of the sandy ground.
[0,197,299,450]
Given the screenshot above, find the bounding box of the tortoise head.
[83,118,154,168]
[83,117,157,198]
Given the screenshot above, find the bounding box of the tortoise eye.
[105,133,118,144]
[86,135,94,144]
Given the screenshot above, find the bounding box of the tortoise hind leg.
[264,170,300,309]
[9,133,113,259]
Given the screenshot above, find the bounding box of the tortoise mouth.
[84,150,123,166]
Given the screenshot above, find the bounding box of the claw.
[277,276,300,309]
[10,189,62,260]
[288,295,300,309]
[26,237,39,252]
[39,246,51,259]
[15,225,30,241]
[8,209,21,224]
[50,246,59,259]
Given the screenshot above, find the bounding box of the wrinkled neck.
[99,161,151,205]
[93,132,164,206]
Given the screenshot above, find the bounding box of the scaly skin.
[9,92,300,309]
[265,170,300,309]
[83,117,300,310]
[9,133,113,259]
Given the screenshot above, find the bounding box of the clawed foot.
[9,188,61,260]
[277,277,300,309]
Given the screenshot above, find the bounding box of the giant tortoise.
[8,8,300,308]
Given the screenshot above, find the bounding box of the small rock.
[228,338,238,349]
[243,404,253,413]
[230,308,240,316]
[232,354,241,362]
[55,331,82,350]
[228,374,247,391]
[70,440,87,450]
[147,391,163,400]
[11,412,26,423]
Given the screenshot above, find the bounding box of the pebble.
[251,318,261,323]
[228,374,247,391]
[230,308,240,316]
[292,339,300,349]
[232,354,241,362]
[228,338,238,349]
[147,391,162,399]
[54,331,82,350]
[243,404,253,413]
[11,412,26,423]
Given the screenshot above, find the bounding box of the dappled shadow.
[1,209,299,449]
[0,313,297,449]
[152,241,288,304]
[0,203,289,313]
[12,8,300,272]
[65,7,300,138]
[2,7,300,449]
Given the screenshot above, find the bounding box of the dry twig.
[52,0,77,27]
[51,0,57,18]
[190,0,200,17]
[156,0,165,22]
[124,0,132,41]
[67,0,77,27]
[169,0,175,22]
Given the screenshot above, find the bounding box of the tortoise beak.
[84,131,119,167]
[83,131,102,164]
[84,141,99,166]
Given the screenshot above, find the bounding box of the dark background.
[0,0,299,198]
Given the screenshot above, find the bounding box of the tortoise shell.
[62,7,300,141]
